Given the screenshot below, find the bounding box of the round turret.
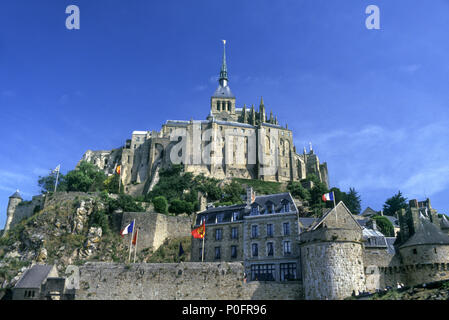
[399,217,449,286]
[2,190,23,237]
[299,202,366,300]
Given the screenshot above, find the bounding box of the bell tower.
[210,40,237,122]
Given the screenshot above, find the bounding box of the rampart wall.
[76,262,303,300]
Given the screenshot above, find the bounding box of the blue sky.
[1,0,449,228]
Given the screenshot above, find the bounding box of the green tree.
[372,215,395,237]
[287,181,311,202]
[107,194,145,214]
[38,171,67,193]
[222,181,245,204]
[103,174,119,194]
[383,191,408,216]
[65,161,107,192]
[344,188,362,214]
[153,196,168,214]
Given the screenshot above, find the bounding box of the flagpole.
[133,228,138,263]
[128,219,135,263]
[118,165,122,194]
[201,219,205,262]
[54,166,60,193]
[333,191,337,223]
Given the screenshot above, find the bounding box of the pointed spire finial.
[260,96,264,106]
[219,40,228,86]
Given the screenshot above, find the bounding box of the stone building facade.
[191,190,301,283]
[79,43,329,197]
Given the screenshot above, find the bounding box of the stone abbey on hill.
[80,42,329,196]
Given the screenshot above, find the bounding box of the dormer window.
[232,211,239,221]
[251,206,259,216]
[266,202,274,214]
[216,213,224,223]
[280,200,291,213]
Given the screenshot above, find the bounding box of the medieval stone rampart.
[75,262,303,300]
[120,212,193,252]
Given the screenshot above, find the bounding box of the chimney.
[409,199,418,208]
[246,187,256,206]
[367,219,377,231]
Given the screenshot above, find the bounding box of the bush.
[372,215,395,237]
[153,196,168,214]
[169,199,194,215]
[107,194,145,214]
[287,181,311,201]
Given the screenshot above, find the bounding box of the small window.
[231,227,238,239]
[283,241,292,255]
[215,229,222,241]
[251,225,259,238]
[215,247,221,259]
[232,211,239,221]
[252,243,258,257]
[266,224,273,237]
[267,242,274,256]
[283,222,290,236]
[413,248,417,255]
[231,245,237,258]
[216,213,224,223]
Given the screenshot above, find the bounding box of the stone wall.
[363,248,403,291]
[300,241,366,300]
[399,244,449,286]
[120,212,192,252]
[4,195,45,234]
[75,262,303,300]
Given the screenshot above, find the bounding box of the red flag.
[116,165,121,175]
[191,220,206,239]
[132,229,138,245]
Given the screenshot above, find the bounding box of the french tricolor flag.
[322,192,334,202]
[120,221,134,237]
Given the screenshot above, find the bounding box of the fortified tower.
[2,190,23,237]
[397,199,449,286]
[299,202,366,299]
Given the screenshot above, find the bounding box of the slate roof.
[14,265,54,289]
[9,190,22,199]
[360,207,378,217]
[195,192,296,226]
[298,218,317,229]
[441,215,449,229]
[212,85,235,98]
[385,237,397,254]
[400,217,449,248]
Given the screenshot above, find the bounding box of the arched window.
[217,101,221,111]
[227,101,231,111]
[265,136,270,154]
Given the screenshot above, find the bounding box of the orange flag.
[191,220,206,239]
[116,165,121,175]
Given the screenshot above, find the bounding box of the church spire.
[219,40,228,87]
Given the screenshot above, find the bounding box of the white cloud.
[297,121,449,199]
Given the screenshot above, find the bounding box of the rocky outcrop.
[73,199,95,234]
